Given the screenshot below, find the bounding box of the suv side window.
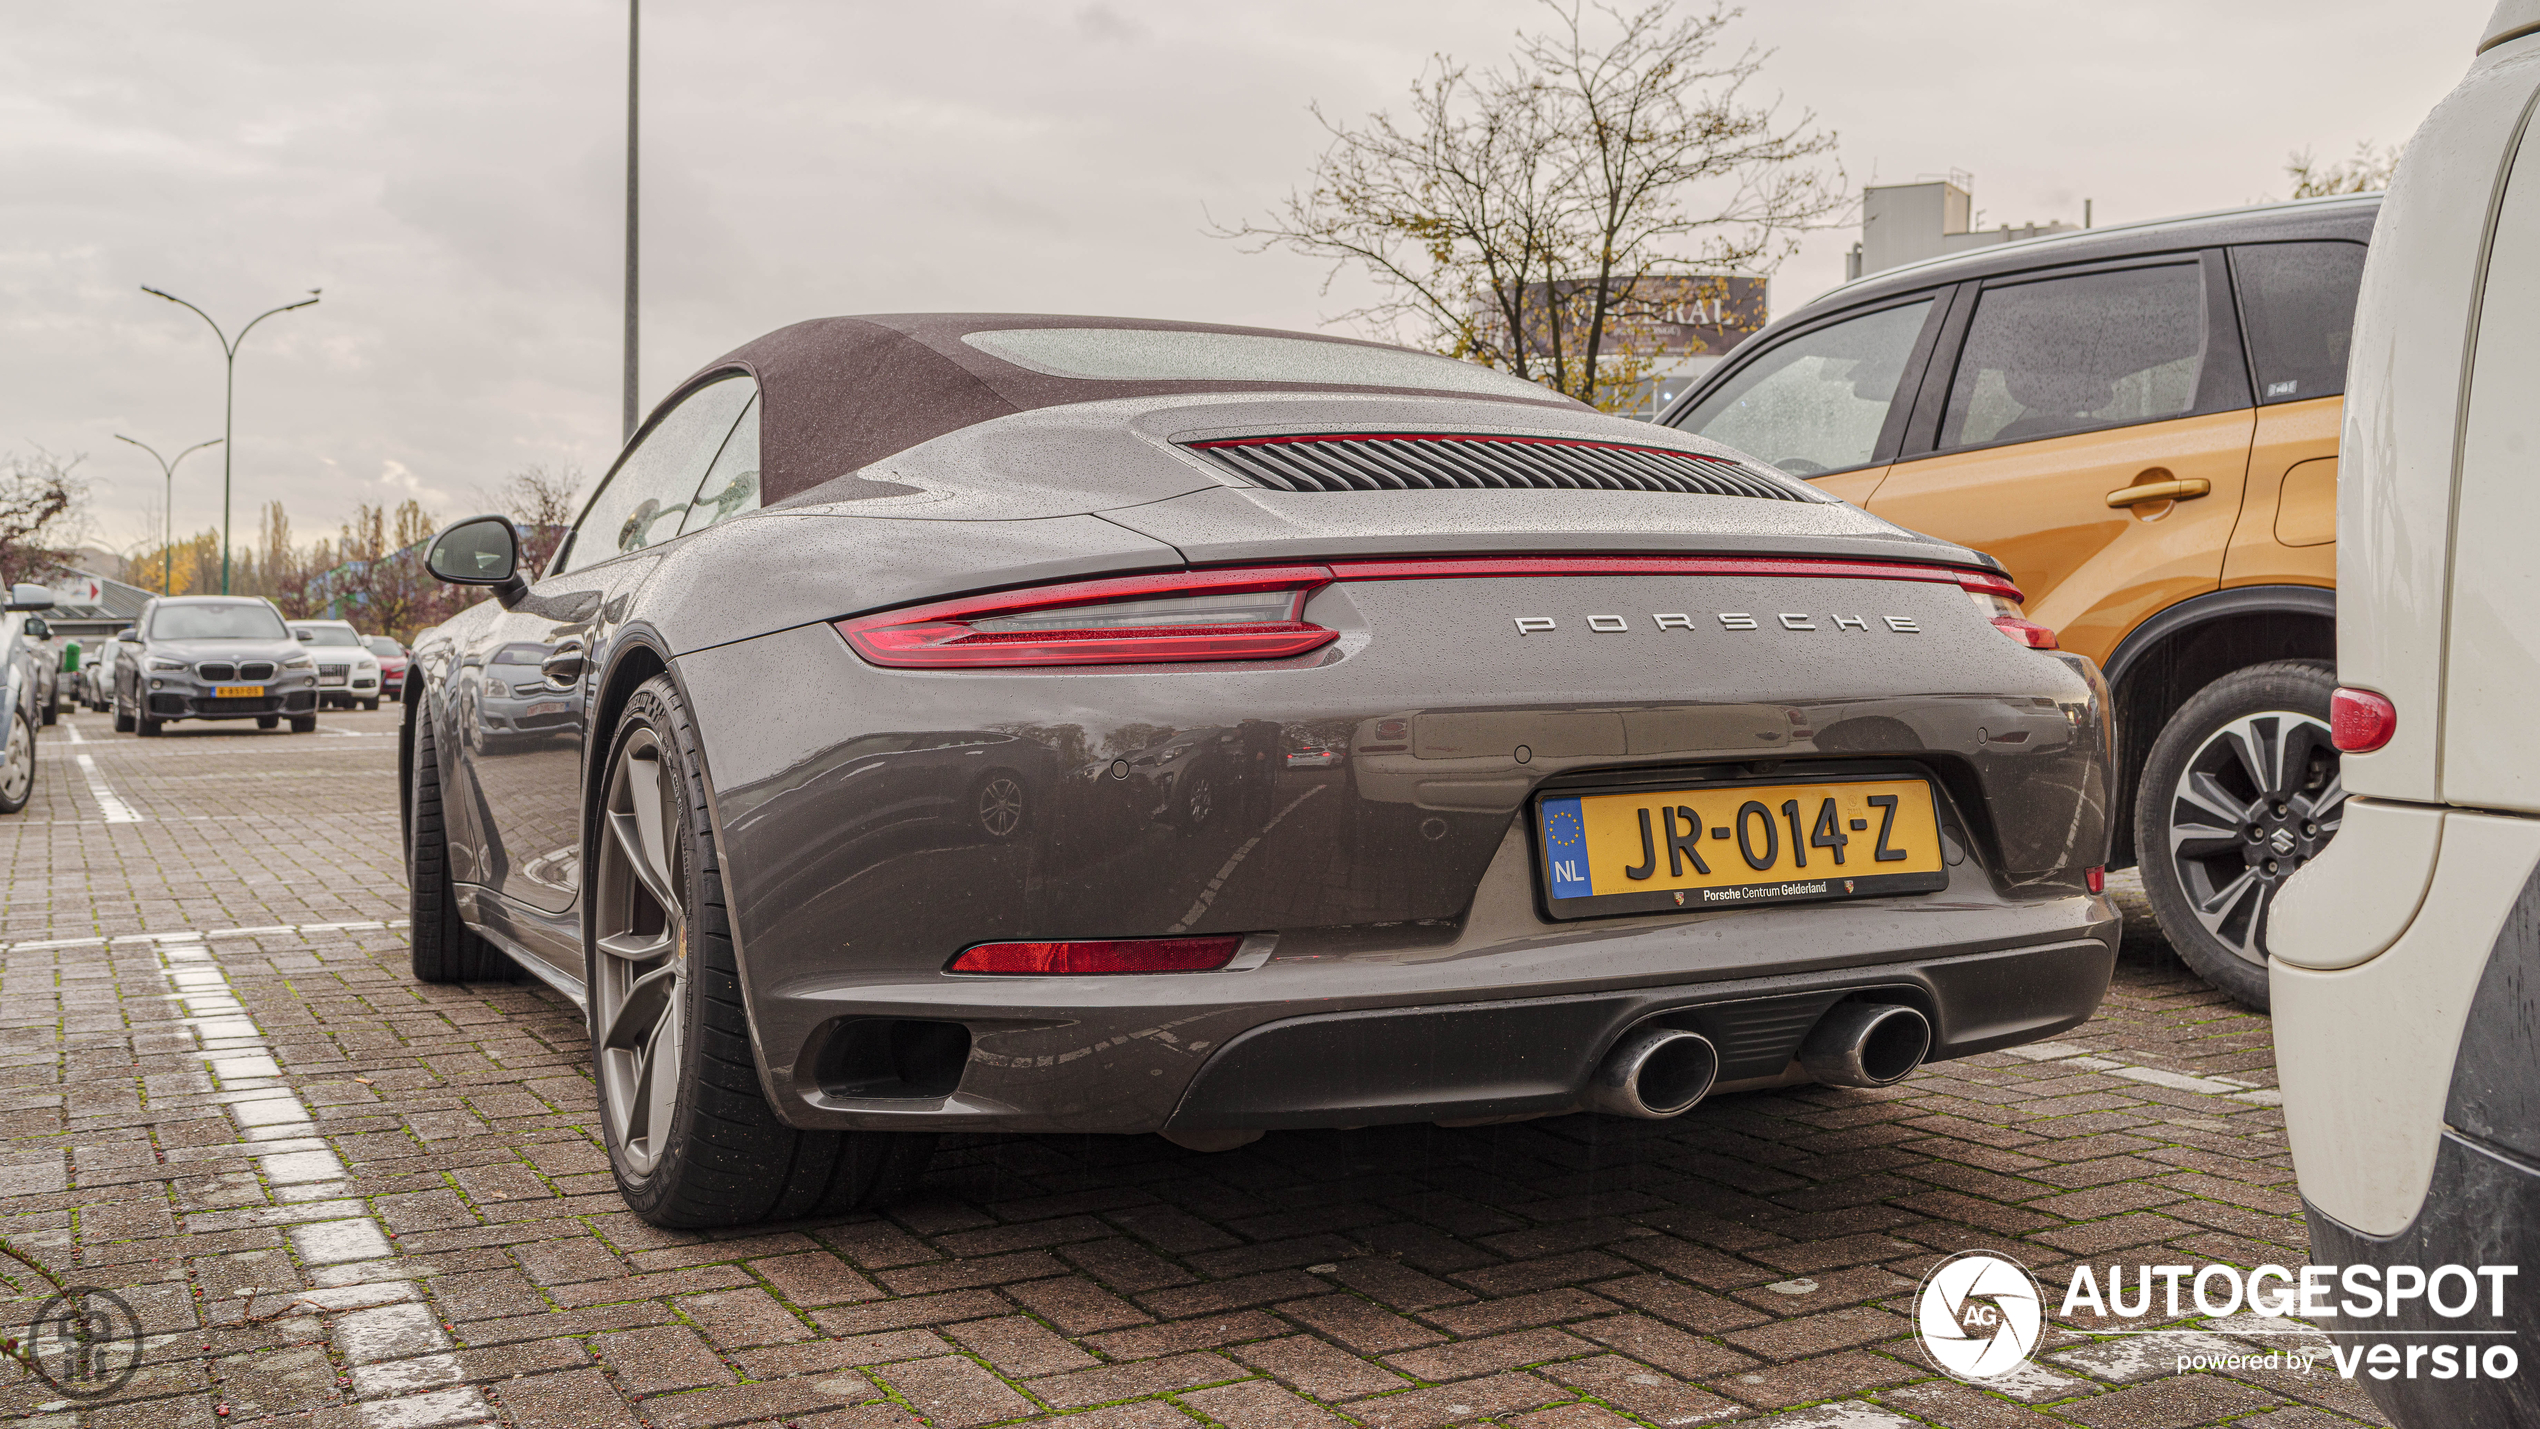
[1669,298,1934,477]
[2231,241,2368,404]
[559,374,757,573]
[1939,262,2211,449]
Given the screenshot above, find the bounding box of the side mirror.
[426,515,529,608]
[295,629,316,642]
[23,616,49,639]
[117,627,136,641]
[5,583,54,612]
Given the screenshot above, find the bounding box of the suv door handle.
[2106,477,2211,508]
[540,640,587,686]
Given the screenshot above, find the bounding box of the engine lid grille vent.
[1185,433,1824,502]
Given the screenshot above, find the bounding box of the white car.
[286,619,385,710]
[2272,8,2540,1424]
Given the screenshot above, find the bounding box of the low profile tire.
[257,716,280,730]
[290,715,317,734]
[594,674,933,1229]
[2133,660,2342,1012]
[112,689,135,734]
[0,708,32,815]
[408,698,513,984]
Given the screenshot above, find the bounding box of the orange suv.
[1662,195,2375,1008]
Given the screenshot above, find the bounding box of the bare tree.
[497,464,584,575]
[2287,141,2401,198]
[1220,1,1843,410]
[0,449,89,585]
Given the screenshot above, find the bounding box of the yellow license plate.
[1537,776,1948,917]
[213,684,266,699]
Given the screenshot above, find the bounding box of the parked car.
[1,582,56,815]
[21,613,61,725]
[364,635,411,701]
[407,313,2114,1228]
[82,630,135,711]
[2272,16,2540,1426]
[1661,193,2375,1009]
[114,596,320,735]
[287,620,385,710]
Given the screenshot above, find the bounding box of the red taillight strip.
[836,555,2019,670]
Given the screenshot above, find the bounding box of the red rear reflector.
[949,937,1242,975]
[2085,866,2106,894]
[2331,687,2397,752]
[1990,615,2059,649]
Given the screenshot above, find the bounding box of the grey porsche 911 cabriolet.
[410,313,2116,1228]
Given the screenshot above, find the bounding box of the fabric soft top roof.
[661,313,1580,506]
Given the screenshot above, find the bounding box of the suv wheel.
[112,687,135,734]
[593,674,933,1228]
[2134,660,2342,1011]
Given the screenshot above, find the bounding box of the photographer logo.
[1919,1250,2045,1380]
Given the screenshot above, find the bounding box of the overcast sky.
[0,0,2496,560]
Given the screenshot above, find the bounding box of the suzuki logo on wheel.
[2269,828,2297,855]
[1917,1251,2044,1380]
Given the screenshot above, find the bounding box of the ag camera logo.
[1918,1250,2045,1380]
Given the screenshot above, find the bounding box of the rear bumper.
[756,821,2115,1134]
[2305,1133,2540,1428]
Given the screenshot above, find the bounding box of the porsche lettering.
[1510,613,1921,635]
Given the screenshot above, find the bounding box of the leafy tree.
[1220,1,1842,411]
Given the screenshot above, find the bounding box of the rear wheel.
[0,709,32,815]
[595,674,932,1228]
[2134,660,2342,1012]
[408,698,513,984]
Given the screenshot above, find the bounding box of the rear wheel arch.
[2102,586,2336,867]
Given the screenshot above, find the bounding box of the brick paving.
[0,706,2386,1427]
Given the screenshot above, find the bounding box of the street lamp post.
[112,435,223,594]
[139,286,320,595]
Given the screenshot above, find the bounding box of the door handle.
[2106,477,2211,508]
[539,640,587,686]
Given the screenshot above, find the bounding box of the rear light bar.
[949,936,1241,975]
[838,555,2027,670]
[2331,687,2397,752]
[1951,569,2058,650]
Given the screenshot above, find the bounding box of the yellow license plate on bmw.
[1536,776,1948,919]
[213,684,265,699]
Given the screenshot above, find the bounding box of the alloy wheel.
[1184,772,1215,826]
[1,711,30,806]
[977,775,1025,838]
[2163,710,2342,967]
[594,726,689,1175]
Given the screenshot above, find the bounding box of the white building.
[1844,178,2079,281]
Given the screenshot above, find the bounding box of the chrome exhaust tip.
[1799,1003,1931,1088]
[1586,1026,1720,1119]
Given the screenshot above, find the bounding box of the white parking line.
[148,935,490,1425]
[2006,1038,2285,1106]
[73,751,145,823]
[0,918,409,954]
